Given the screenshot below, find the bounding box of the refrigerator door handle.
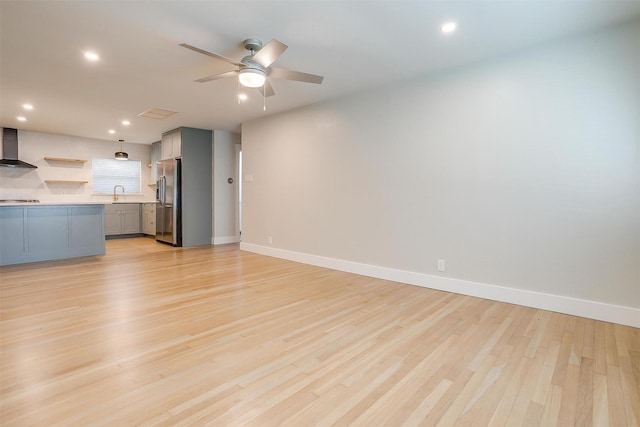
[160,176,166,204]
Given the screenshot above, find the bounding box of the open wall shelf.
[44,157,88,163]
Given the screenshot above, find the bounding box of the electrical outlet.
[437,259,445,272]
[268,236,273,245]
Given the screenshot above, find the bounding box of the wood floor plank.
[454,344,516,426]
[556,363,580,426]
[605,365,628,426]
[619,355,640,425]
[593,373,610,426]
[436,354,498,426]
[523,310,552,358]
[576,357,595,427]
[1,238,638,425]
[531,339,561,405]
[504,346,546,425]
[540,384,564,427]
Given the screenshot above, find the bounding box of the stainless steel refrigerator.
[156,158,182,246]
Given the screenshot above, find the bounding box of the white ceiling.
[2,1,639,144]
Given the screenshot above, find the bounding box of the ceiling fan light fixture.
[238,69,266,88]
[441,21,457,34]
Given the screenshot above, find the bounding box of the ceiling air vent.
[138,108,177,120]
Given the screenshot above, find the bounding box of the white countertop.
[111,201,157,204]
[0,201,157,206]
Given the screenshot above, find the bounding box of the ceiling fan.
[180,38,324,97]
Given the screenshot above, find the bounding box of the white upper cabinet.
[161,130,182,160]
[150,141,161,184]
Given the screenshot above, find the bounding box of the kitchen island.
[0,202,105,266]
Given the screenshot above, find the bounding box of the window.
[92,158,141,194]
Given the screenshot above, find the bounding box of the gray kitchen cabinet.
[104,206,121,235]
[27,206,69,254]
[0,207,25,263]
[69,206,105,249]
[0,205,105,266]
[104,203,141,236]
[161,130,182,160]
[142,203,156,235]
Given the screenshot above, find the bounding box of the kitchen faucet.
[113,185,125,201]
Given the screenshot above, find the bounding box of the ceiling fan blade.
[252,39,288,68]
[269,67,324,84]
[195,70,239,83]
[180,43,241,67]
[258,79,276,97]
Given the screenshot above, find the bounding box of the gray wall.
[241,20,640,314]
[180,127,212,247]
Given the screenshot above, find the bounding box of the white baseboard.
[240,242,640,328]
[213,235,239,245]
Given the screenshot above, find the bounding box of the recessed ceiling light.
[23,104,34,110]
[122,120,130,126]
[17,116,27,122]
[84,51,100,61]
[441,21,457,34]
[108,129,116,134]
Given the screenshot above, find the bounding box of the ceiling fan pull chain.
[237,79,240,104]
[263,88,266,111]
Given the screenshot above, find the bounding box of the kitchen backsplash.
[0,129,155,203]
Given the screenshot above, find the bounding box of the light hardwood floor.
[1,238,638,426]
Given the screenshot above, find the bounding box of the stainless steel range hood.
[0,128,37,168]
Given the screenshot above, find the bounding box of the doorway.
[235,144,242,241]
